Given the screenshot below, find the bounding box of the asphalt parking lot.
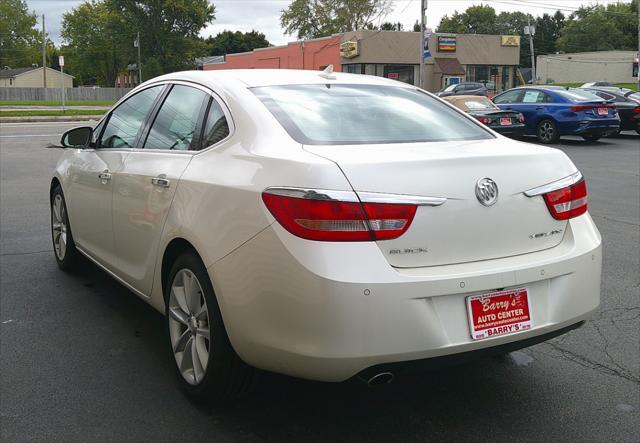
[1,122,639,441]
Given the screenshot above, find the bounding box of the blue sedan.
[492,86,620,143]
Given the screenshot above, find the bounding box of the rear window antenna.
[319,64,336,80]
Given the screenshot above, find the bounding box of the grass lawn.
[0,100,116,107]
[0,109,106,117]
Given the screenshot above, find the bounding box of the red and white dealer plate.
[466,288,532,340]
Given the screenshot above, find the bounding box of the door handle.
[151,176,171,188]
[98,170,111,181]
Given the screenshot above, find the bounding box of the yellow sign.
[501,35,520,47]
[340,40,359,58]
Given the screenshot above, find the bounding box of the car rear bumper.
[209,214,602,382]
[492,124,525,137]
[566,119,620,136]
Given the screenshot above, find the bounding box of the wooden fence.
[0,87,134,101]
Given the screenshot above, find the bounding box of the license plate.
[597,107,608,116]
[499,117,512,126]
[466,288,532,340]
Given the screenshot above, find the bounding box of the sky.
[27,0,623,47]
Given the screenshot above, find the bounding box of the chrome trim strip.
[263,187,447,206]
[76,245,150,299]
[357,191,447,206]
[264,187,360,202]
[524,171,583,197]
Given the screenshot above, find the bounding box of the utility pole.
[419,0,426,89]
[135,32,143,84]
[42,14,46,93]
[526,17,536,84]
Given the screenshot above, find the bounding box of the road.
[1,122,638,441]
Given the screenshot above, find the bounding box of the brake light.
[542,179,587,220]
[477,116,492,125]
[633,106,640,114]
[262,191,417,241]
[570,105,593,112]
[524,172,588,220]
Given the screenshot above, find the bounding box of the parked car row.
[440,84,639,144]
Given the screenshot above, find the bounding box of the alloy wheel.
[168,269,211,385]
[51,194,67,260]
[539,121,555,142]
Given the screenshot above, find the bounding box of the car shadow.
[69,254,546,440]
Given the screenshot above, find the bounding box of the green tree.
[437,5,499,34]
[206,30,270,56]
[61,0,129,86]
[379,21,403,31]
[557,1,638,52]
[107,0,216,74]
[61,0,216,86]
[0,0,41,68]
[534,11,565,57]
[412,20,420,32]
[281,0,394,39]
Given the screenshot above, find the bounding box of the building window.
[342,63,419,86]
[466,65,514,93]
[9,78,13,86]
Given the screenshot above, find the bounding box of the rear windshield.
[464,99,496,110]
[253,84,493,145]
[555,88,602,102]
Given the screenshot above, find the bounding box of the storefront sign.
[340,40,359,59]
[387,72,399,79]
[501,35,520,46]
[437,35,456,52]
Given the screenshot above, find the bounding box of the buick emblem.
[475,178,499,206]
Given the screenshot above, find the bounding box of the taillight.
[570,105,593,112]
[524,172,587,220]
[477,116,492,125]
[517,113,525,123]
[633,106,640,114]
[262,190,417,241]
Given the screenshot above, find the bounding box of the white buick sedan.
[51,69,602,399]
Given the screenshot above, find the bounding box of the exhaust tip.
[366,372,394,387]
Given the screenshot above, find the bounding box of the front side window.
[143,85,209,151]
[99,86,163,149]
[493,89,522,104]
[254,84,492,145]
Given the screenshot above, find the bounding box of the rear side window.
[493,89,522,104]
[555,88,601,102]
[201,99,230,148]
[253,84,492,145]
[522,90,546,103]
[144,85,209,151]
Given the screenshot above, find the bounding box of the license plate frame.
[466,288,532,340]
[499,117,512,126]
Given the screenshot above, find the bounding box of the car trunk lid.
[304,137,575,268]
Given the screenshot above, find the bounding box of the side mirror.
[61,126,93,149]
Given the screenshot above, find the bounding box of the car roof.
[147,69,414,89]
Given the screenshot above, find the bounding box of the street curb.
[0,115,102,123]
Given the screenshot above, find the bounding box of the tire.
[50,185,80,270]
[165,252,258,401]
[582,134,602,142]
[536,119,560,144]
